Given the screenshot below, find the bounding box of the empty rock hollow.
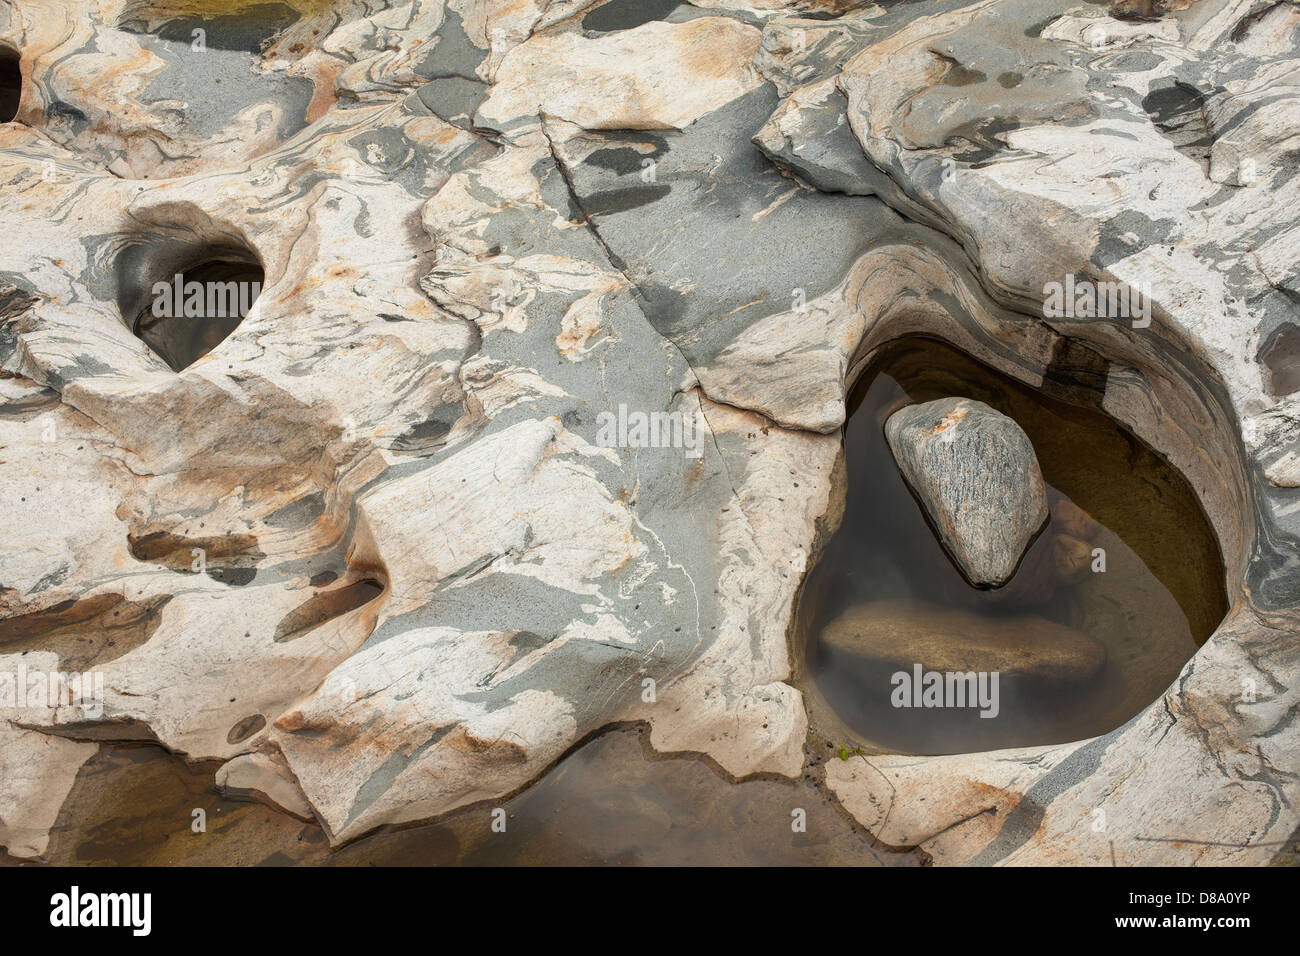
[0,48,19,124]
[103,206,267,371]
[132,256,264,371]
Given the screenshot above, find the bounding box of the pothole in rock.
[117,2,299,53]
[0,593,171,671]
[128,252,263,372]
[127,530,266,586]
[0,48,21,123]
[1259,322,1300,397]
[273,577,385,643]
[582,0,689,33]
[795,336,1228,756]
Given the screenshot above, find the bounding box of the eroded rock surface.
[0,0,1295,866]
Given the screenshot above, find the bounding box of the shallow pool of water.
[796,337,1227,756]
[19,731,925,867]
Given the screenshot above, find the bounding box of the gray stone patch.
[413,8,488,82]
[136,37,313,143]
[560,85,905,368]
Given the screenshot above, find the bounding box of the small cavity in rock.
[0,48,20,123]
[134,257,264,371]
[1259,322,1300,397]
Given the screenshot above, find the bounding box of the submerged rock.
[1052,533,1094,583]
[1053,498,1102,542]
[820,600,1107,684]
[885,397,1049,588]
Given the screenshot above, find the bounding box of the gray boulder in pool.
[885,397,1048,588]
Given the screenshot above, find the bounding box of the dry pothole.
[109,206,264,371]
[1258,321,1300,397]
[133,256,263,371]
[796,336,1228,756]
[0,47,21,123]
[0,592,171,671]
[273,577,386,643]
[127,530,266,587]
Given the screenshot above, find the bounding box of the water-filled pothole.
[133,255,263,371]
[797,336,1228,756]
[117,2,299,54]
[0,48,21,123]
